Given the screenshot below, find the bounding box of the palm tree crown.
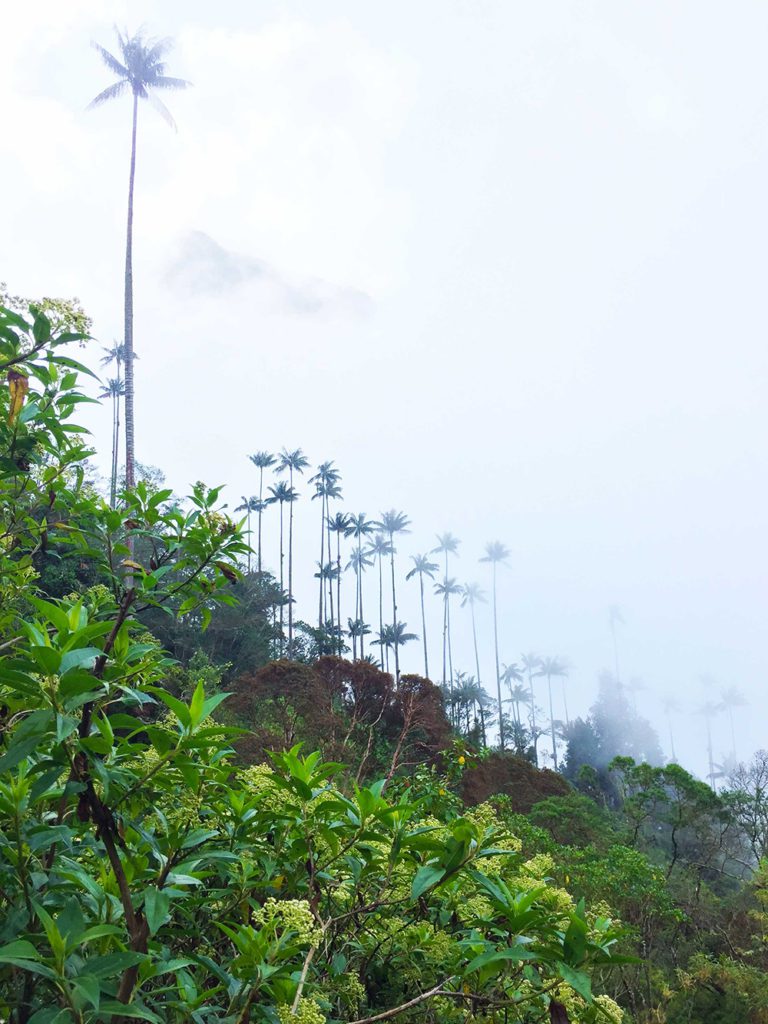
[89,32,190,123]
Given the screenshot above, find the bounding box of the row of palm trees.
[237,449,575,755]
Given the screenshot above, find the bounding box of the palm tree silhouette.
[234,496,260,573]
[346,545,374,659]
[267,481,296,655]
[720,686,747,760]
[378,510,411,681]
[501,662,525,722]
[89,30,189,488]
[433,577,462,702]
[480,541,510,750]
[661,695,680,762]
[328,512,353,653]
[310,462,341,627]
[347,513,376,657]
[461,583,486,703]
[277,449,309,652]
[407,554,439,678]
[248,451,276,573]
[366,533,393,670]
[699,699,725,791]
[521,653,543,764]
[540,656,568,770]
[346,617,371,661]
[432,533,460,695]
[98,376,125,506]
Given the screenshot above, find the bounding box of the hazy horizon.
[4,0,767,780]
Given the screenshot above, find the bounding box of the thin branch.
[348,978,455,1024]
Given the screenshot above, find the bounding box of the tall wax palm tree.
[699,699,725,791]
[406,554,439,678]
[329,512,353,653]
[508,683,532,731]
[346,547,374,657]
[433,577,462,698]
[346,618,371,661]
[461,583,486,700]
[721,686,747,760]
[248,451,276,573]
[235,496,259,573]
[348,513,376,657]
[540,656,568,770]
[501,663,525,722]
[480,541,510,750]
[521,653,543,763]
[378,510,411,681]
[310,462,341,627]
[366,534,393,671]
[90,30,189,489]
[267,481,296,655]
[99,342,129,506]
[661,695,680,763]
[98,377,125,506]
[276,449,309,652]
[433,533,460,693]
[377,622,418,677]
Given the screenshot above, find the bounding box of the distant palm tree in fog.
[521,652,543,764]
[480,541,511,750]
[721,686,748,760]
[540,656,568,770]
[249,451,276,573]
[407,553,439,678]
[433,533,461,693]
[379,510,411,681]
[662,695,680,762]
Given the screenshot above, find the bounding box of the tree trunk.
[257,468,264,573]
[326,508,334,638]
[389,540,399,681]
[318,495,325,629]
[278,502,284,655]
[547,673,558,770]
[561,679,570,727]
[287,472,294,653]
[378,555,384,671]
[336,531,343,655]
[124,93,138,491]
[419,574,429,678]
[492,563,504,750]
[527,667,538,765]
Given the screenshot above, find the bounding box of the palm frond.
[87,80,130,109]
[148,92,176,130]
[92,42,128,77]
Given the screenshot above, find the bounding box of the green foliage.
[0,304,628,1022]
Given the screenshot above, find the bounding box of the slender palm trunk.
[667,713,677,762]
[336,531,343,654]
[109,389,119,506]
[527,667,538,765]
[706,716,716,791]
[377,554,385,671]
[124,93,138,491]
[561,679,570,727]
[389,540,400,681]
[326,510,334,636]
[278,501,285,655]
[492,563,504,750]
[318,498,325,629]
[287,479,294,654]
[257,468,265,573]
[547,672,558,770]
[419,574,429,678]
[359,561,366,660]
[246,507,252,573]
[446,596,454,695]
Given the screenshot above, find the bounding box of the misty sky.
[3,0,767,779]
